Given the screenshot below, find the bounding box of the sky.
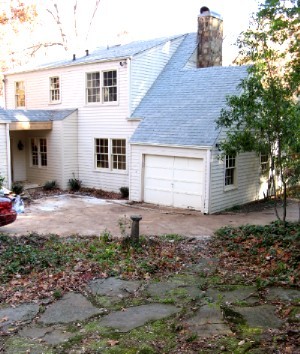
[73,0,261,65]
[18,0,261,66]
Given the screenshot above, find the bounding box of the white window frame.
[86,71,101,103]
[102,70,118,103]
[30,138,48,168]
[15,81,26,108]
[260,153,269,175]
[49,76,61,104]
[86,69,118,105]
[224,155,236,189]
[95,138,126,171]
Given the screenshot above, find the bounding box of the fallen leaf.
[107,339,119,347]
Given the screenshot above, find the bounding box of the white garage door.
[144,155,204,210]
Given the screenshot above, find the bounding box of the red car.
[0,197,17,227]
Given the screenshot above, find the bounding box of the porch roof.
[0,109,77,123]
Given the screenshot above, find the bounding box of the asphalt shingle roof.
[0,109,77,122]
[130,33,249,147]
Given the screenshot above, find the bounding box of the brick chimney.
[197,6,223,68]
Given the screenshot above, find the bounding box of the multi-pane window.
[40,139,47,166]
[260,154,269,174]
[95,138,126,170]
[103,70,117,102]
[31,139,38,166]
[112,139,126,170]
[30,138,47,167]
[50,76,60,102]
[225,155,236,186]
[86,72,100,103]
[15,81,25,107]
[95,138,109,168]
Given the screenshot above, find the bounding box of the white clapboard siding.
[130,36,184,114]
[25,122,63,187]
[61,111,78,189]
[209,149,265,213]
[0,123,9,186]
[130,144,208,212]
[9,130,27,182]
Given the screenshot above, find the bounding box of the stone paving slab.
[0,304,39,331]
[38,292,106,325]
[206,286,258,305]
[233,305,284,329]
[186,305,232,337]
[88,277,141,298]
[99,303,180,332]
[265,287,300,302]
[19,325,73,345]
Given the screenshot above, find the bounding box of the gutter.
[129,141,213,150]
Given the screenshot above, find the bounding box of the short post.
[130,215,142,243]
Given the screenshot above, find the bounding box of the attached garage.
[143,155,204,210]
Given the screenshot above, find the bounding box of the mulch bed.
[26,187,125,201]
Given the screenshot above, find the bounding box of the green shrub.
[11,182,24,195]
[0,174,5,190]
[120,186,129,198]
[43,180,58,191]
[68,175,82,191]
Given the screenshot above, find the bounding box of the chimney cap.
[199,6,222,19]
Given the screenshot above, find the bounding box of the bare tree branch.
[85,0,101,41]
[74,0,78,37]
[46,1,68,50]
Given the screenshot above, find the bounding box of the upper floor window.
[15,81,25,107]
[86,72,100,103]
[86,70,117,104]
[260,153,269,175]
[103,70,117,102]
[225,155,236,186]
[50,76,60,103]
[30,138,47,167]
[95,138,126,171]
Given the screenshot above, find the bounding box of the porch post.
[5,123,12,189]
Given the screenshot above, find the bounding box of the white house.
[0,8,269,213]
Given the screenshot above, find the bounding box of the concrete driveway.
[1,194,299,238]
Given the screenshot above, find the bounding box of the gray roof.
[130,33,249,147]
[0,109,77,122]
[6,35,184,74]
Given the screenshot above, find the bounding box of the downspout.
[5,123,12,189]
[127,57,132,201]
[204,149,211,214]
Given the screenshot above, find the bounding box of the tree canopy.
[216,0,300,221]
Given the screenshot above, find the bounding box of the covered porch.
[0,109,78,190]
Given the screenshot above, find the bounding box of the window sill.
[49,101,61,105]
[94,168,128,175]
[224,185,237,192]
[85,101,119,107]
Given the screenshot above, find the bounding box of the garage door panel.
[145,155,174,168]
[145,166,173,180]
[144,189,173,206]
[145,177,172,190]
[173,193,202,209]
[173,181,202,194]
[173,169,203,182]
[174,156,202,170]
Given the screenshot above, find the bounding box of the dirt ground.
[1,192,299,238]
